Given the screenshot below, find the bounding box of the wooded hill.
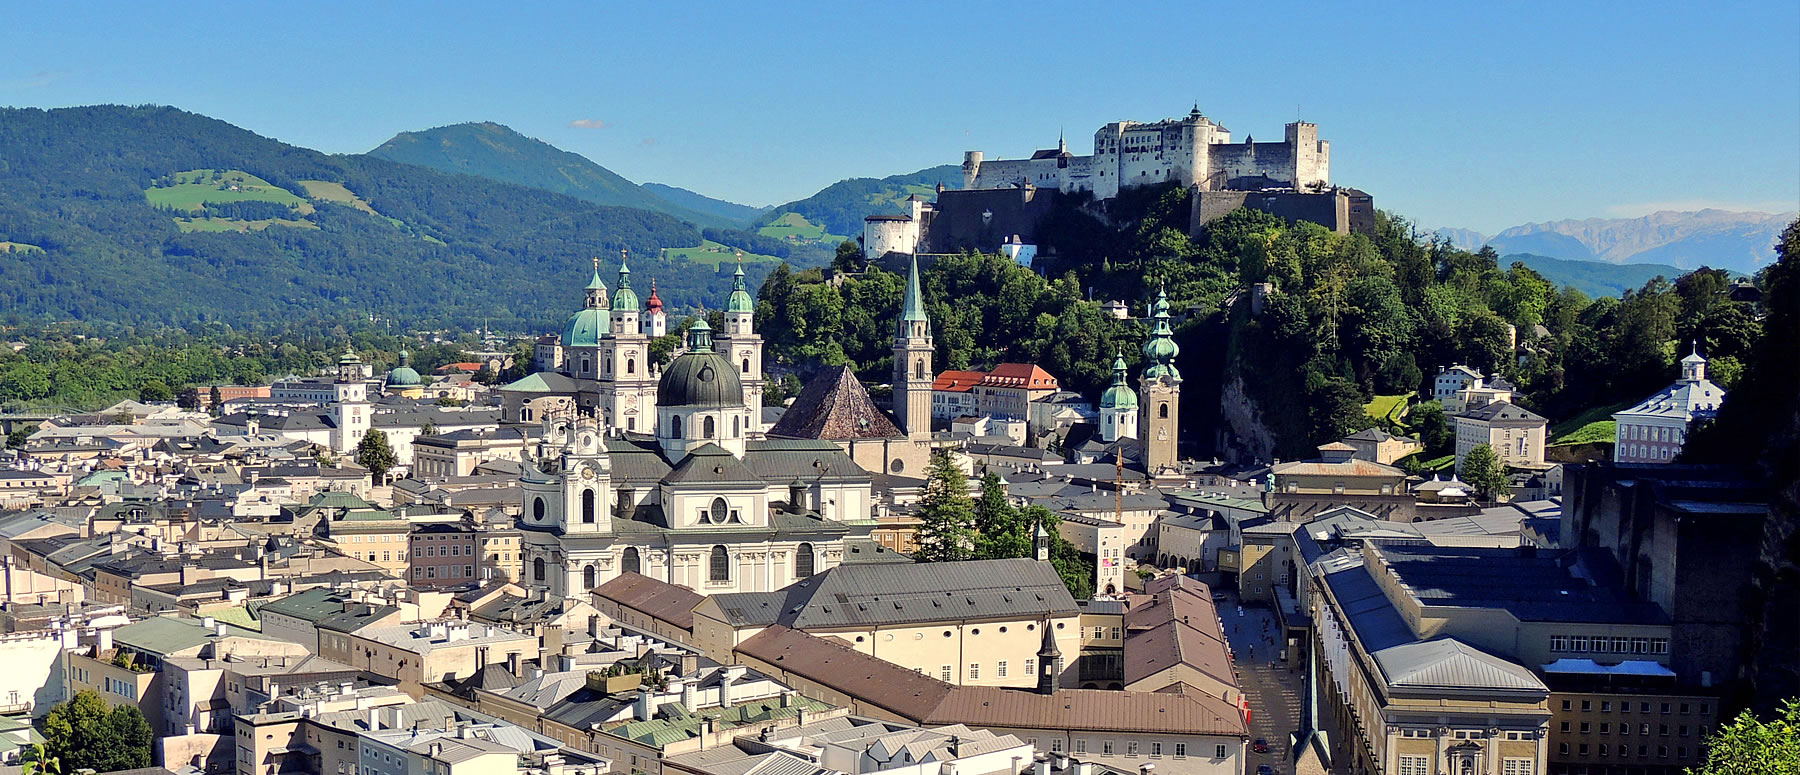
[0,105,772,330]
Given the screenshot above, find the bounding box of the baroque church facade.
[509,253,933,598]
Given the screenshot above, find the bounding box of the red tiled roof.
[932,370,989,393]
[590,572,704,630]
[436,363,483,373]
[980,364,1058,389]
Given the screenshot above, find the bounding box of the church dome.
[1099,353,1137,409]
[385,351,422,388]
[658,320,743,408]
[726,261,756,313]
[564,308,607,348]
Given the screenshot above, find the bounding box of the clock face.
[581,464,598,480]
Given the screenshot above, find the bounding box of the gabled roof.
[592,572,705,630]
[1457,400,1546,424]
[711,558,1077,631]
[499,372,582,394]
[665,444,765,486]
[767,367,901,440]
[1373,638,1547,693]
[931,370,989,393]
[980,364,1058,389]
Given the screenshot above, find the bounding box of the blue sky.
[4,1,1796,233]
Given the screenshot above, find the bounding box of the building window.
[533,558,545,581]
[1103,742,1114,756]
[742,358,750,374]
[732,415,740,438]
[583,565,596,590]
[670,414,682,438]
[1501,759,1533,775]
[1150,742,1162,758]
[710,497,729,524]
[941,666,952,681]
[1213,744,1226,759]
[1025,658,1035,675]
[795,543,815,578]
[1398,756,1430,775]
[704,416,716,438]
[997,661,1008,678]
[1126,742,1138,758]
[968,663,979,680]
[532,497,546,520]
[627,359,636,375]
[709,545,730,582]
[622,547,641,575]
[582,489,596,523]
[1074,740,1086,754]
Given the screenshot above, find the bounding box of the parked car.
[1253,738,1269,753]
[1255,765,1274,775]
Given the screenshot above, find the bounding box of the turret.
[644,280,667,338]
[584,257,609,310]
[611,250,640,336]
[1099,350,1139,442]
[1680,342,1707,383]
[1036,618,1062,695]
[725,255,755,336]
[717,255,765,433]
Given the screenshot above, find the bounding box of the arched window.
[914,360,924,379]
[533,557,545,581]
[627,359,636,375]
[532,497,546,521]
[669,415,682,438]
[741,358,750,374]
[581,489,596,523]
[796,543,815,579]
[1159,403,1169,419]
[732,416,740,438]
[709,545,730,582]
[520,406,534,423]
[582,565,596,591]
[704,416,716,438]
[622,547,641,575]
[709,497,729,524]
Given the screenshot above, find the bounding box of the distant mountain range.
[1502,253,1717,298]
[1432,209,1794,274]
[368,122,761,229]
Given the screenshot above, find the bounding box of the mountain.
[759,165,964,239]
[641,183,767,226]
[0,105,771,329]
[368,122,735,228]
[1503,253,1709,298]
[1429,227,1488,252]
[1485,210,1793,273]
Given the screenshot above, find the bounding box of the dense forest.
[756,184,1780,460]
[0,105,769,329]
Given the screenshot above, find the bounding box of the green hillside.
[1505,252,1740,297]
[759,165,962,239]
[368,122,733,228]
[0,105,771,329]
[641,182,767,226]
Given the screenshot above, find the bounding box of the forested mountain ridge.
[368,122,744,228]
[641,182,768,225]
[758,165,964,239]
[0,105,770,329]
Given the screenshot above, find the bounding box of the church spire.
[898,253,929,338]
[612,248,640,312]
[585,256,609,310]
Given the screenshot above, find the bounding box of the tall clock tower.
[893,254,933,440]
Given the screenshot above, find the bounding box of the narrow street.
[1219,589,1305,775]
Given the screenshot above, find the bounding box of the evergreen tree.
[209,385,224,414]
[914,451,974,562]
[1460,443,1508,501]
[354,429,397,484]
[1686,699,1799,775]
[973,473,1030,560]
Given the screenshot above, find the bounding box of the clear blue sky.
[5,0,1796,233]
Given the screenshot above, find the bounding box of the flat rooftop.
[1376,545,1667,625]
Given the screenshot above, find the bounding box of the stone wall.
[1190,190,1360,236]
[922,186,1061,255]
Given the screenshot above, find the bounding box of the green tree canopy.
[41,690,152,773]
[1687,699,1799,775]
[1460,443,1508,501]
[355,429,397,484]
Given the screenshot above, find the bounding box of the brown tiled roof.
[767,366,901,440]
[736,625,954,722]
[925,685,1246,737]
[1124,586,1220,632]
[736,625,1247,738]
[1270,458,1405,478]
[590,572,704,630]
[1122,619,1236,691]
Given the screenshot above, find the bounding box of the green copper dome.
[1099,352,1138,409]
[658,320,742,408]
[564,308,607,347]
[611,259,640,312]
[385,351,422,387]
[1142,287,1182,382]
[726,261,756,314]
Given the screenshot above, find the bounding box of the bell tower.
[1139,287,1182,475]
[332,346,369,453]
[717,254,765,431]
[893,254,933,440]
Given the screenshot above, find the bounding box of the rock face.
[1218,370,1277,464]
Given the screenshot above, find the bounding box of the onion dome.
[646,280,664,313]
[657,319,742,408]
[1142,287,1182,381]
[726,257,755,314]
[1099,351,1138,409]
[611,253,640,312]
[385,351,422,388]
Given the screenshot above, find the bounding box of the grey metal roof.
[712,557,1078,630]
[1457,400,1546,424]
[664,444,765,486]
[1373,638,1546,693]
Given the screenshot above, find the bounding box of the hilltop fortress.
[964,107,1329,197]
[865,107,1370,262]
